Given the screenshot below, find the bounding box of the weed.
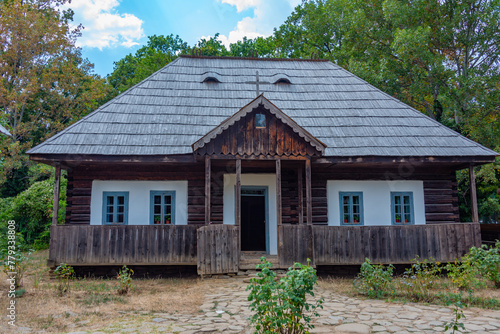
[54,263,75,296]
[399,256,442,301]
[444,301,466,333]
[116,265,134,295]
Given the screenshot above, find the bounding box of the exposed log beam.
[52,163,61,226]
[298,164,303,225]
[469,165,479,223]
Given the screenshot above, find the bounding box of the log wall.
[65,163,460,226]
[48,225,197,266]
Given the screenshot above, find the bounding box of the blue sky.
[66,0,300,77]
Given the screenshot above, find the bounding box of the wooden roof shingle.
[28,56,498,158]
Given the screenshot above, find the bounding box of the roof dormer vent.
[203,77,220,83]
[273,78,291,85]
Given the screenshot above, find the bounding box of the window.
[339,192,363,225]
[150,191,175,224]
[255,113,266,128]
[391,192,414,225]
[102,192,128,224]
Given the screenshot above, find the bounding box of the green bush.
[446,251,485,290]
[0,177,66,249]
[353,258,394,298]
[246,257,323,334]
[470,241,500,288]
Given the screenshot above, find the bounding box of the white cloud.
[65,0,143,49]
[219,0,261,13]
[214,0,299,48]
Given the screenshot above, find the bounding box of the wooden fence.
[278,225,315,267]
[312,223,481,265]
[48,225,197,266]
[197,225,239,275]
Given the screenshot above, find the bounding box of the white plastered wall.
[223,174,277,255]
[90,180,188,225]
[327,180,426,226]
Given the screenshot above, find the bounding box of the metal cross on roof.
[246,71,270,97]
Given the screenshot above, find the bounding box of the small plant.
[54,263,75,296]
[399,256,442,301]
[246,257,323,333]
[443,301,466,333]
[353,258,394,298]
[1,249,33,288]
[116,265,134,295]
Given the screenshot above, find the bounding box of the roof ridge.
[179,55,329,62]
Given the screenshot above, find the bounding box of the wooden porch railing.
[311,223,481,265]
[48,225,197,266]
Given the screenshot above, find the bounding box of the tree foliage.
[0,0,111,196]
[107,34,188,94]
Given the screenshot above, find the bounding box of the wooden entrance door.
[241,187,268,253]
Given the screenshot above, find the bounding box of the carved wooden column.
[205,156,211,225]
[236,159,242,227]
[276,159,282,226]
[298,164,304,225]
[52,163,61,226]
[305,159,312,225]
[469,165,479,223]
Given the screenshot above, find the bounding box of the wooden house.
[28,56,498,275]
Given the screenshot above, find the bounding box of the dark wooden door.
[241,194,266,251]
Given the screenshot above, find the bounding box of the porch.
[48,222,481,275]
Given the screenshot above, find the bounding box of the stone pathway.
[13,276,500,333]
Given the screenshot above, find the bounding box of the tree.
[0,0,112,196]
[107,34,188,94]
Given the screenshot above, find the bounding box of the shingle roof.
[28,56,497,157]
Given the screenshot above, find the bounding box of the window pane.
[107,205,114,214]
[154,205,161,214]
[154,195,161,205]
[153,215,161,224]
[166,205,171,215]
[352,196,359,205]
[353,214,360,223]
[404,205,411,214]
[343,196,350,205]
[117,214,124,223]
[107,196,114,205]
[353,205,359,214]
[117,196,124,205]
[118,205,124,213]
[106,214,113,223]
[404,195,410,205]
[165,195,171,205]
[256,114,266,127]
[404,214,411,223]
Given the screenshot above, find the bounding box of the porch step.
[239,251,279,270]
